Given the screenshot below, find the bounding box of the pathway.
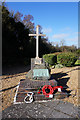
[2,100,79,119]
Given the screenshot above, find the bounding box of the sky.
[6,2,78,47]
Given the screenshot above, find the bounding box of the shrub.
[43,54,57,65]
[55,64,64,68]
[75,60,80,66]
[57,52,78,67]
[76,49,80,55]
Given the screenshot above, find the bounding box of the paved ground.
[2,100,79,119]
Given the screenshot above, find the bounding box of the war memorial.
[13,25,68,104]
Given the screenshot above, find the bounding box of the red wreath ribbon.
[53,86,63,91]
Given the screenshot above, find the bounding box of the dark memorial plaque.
[33,69,50,80]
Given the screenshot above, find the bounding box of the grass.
[75,60,80,66]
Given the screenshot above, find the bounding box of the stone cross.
[29,25,46,58]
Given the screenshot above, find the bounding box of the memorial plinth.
[35,57,42,64]
[27,57,50,81]
[31,58,44,70]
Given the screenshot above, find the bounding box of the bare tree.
[60,39,65,46]
[22,14,34,32]
[60,39,66,52]
[14,11,23,22]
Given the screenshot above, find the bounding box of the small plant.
[55,64,64,68]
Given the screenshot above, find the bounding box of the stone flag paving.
[2,100,79,119]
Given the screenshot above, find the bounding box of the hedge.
[57,52,78,67]
[43,54,57,65]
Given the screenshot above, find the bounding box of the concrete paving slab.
[49,109,73,118]
[2,103,32,118]
[23,102,52,118]
[55,101,79,118]
[2,100,79,119]
[40,100,60,108]
[20,111,33,119]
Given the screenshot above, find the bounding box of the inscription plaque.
[33,69,50,80]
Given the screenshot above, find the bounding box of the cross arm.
[39,34,46,36]
[29,34,46,37]
[29,34,37,36]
